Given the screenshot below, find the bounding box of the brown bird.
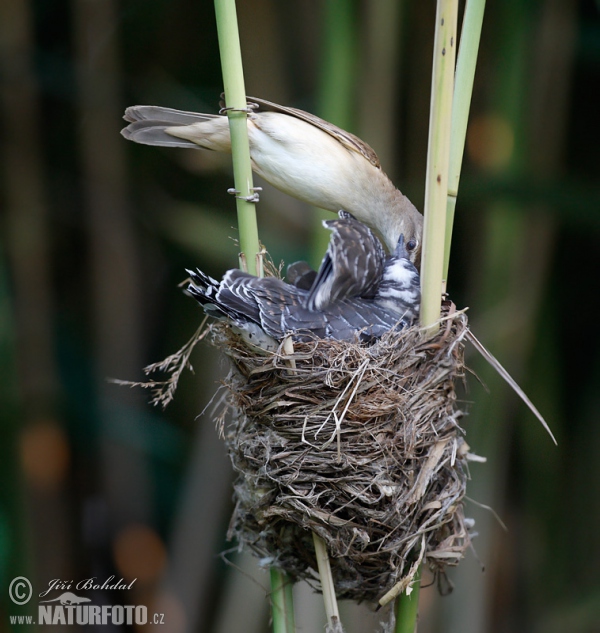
[121,96,423,262]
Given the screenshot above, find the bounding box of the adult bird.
[121,96,423,263]
[186,212,421,351]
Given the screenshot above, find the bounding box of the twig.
[313,532,344,633]
[379,536,425,608]
[465,329,556,444]
[109,320,208,408]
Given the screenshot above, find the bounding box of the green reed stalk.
[395,568,421,633]
[214,0,260,275]
[398,1,458,630]
[419,0,458,334]
[270,568,296,633]
[443,0,487,288]
[214,2,295,630]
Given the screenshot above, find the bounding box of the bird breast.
[375,260,421,315]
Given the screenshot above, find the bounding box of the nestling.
[186,212,421,351]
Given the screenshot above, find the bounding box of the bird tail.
[121,106,220,148]
[186,268,263,327]
[186,268,228,319]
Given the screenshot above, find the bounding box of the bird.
[285,261,317,292]
[301,210,387,311]
[186,212,421,350]
[121,96,423,262]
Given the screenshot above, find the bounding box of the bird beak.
[395,234,410,260]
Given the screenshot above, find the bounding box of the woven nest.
[211,303,473,604]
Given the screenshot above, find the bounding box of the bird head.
[405,234,421,267]
[383,201,423,268]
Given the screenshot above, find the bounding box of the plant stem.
[395,568,421,633]
[439,2,542,628]
[214,1,289,629]
[270,568,296,633]
[411,3,458,629]
[443,0,487,288]
[312,532,341,631]
[214,0,260,275]
[420,0,459,334]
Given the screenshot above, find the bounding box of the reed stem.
[408,3,458,629]
[270,568,296,633]
[214,1,292,630]
[214,0,260,275]
[419,0,459,334]
[395,568,421,633]
[443,0,487,288]
[313,532,341,631]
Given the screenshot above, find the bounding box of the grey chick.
[186,213,420,349]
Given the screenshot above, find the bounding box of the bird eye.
[406,239,417,252]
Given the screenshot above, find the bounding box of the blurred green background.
[1,0,599,631]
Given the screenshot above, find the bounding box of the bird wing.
[247,96,382,169]
[247,277,327,340]
[187,265,412,344]
[322,297,409,341]
[306,211,386,311]
[286,261,318,291]
[244,271,401,342]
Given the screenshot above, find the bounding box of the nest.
[211,304,473,604]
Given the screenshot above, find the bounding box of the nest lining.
[212,305,473,604]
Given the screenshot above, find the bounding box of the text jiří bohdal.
[39,576,136,598]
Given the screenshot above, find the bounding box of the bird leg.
[218,102,259,115]
[226,186,262,203]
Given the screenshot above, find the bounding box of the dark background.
[1,0,599,631]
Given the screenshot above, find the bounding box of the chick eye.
[406,239,417,252]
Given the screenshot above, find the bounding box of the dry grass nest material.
[212,303,474,604]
